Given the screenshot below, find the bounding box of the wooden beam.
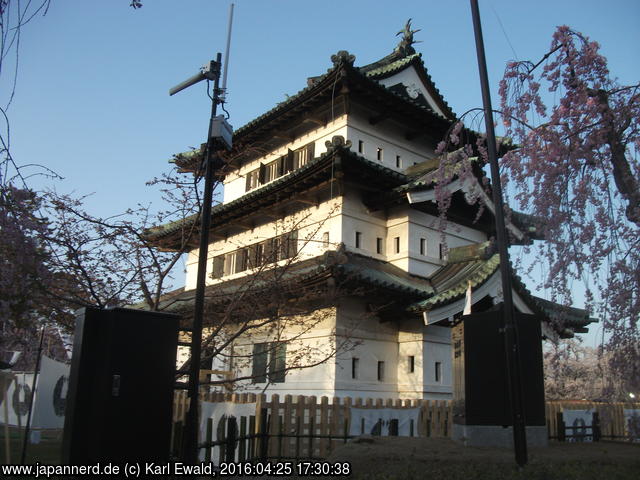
[369,111,390,125]
[405,130,423,141]
[295,195,319,206]
[303,114,325,126]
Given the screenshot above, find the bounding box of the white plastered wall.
[421,325,452,400]
[222,117,349,204]
[228,308,340,398]
[334,298,401,399]
[345,114,435,173]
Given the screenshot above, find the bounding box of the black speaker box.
[62,307,179,464]
[452,308,546,426]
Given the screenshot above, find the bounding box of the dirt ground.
[325,437,640,479]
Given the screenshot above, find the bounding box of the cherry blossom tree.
[498,26,639,396]
[435,26,638,397]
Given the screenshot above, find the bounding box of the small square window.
[377,361,385,381]
[377,147,383,161]
[435,361,442,382]
[352,357,359,379]
[420,238,426,256]
[358,140,364,154]
[355,231,362,249]
[376,237,383,254]
[396,155,402,168]
[409,356,415,373]
[394,237,400,254]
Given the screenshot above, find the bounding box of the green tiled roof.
[360,52,422,77]
[408,254,500,312]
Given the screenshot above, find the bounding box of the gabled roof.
[358,50,456,120]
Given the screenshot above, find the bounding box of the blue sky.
[4,0,638,344]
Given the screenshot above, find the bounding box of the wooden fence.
[172,394,639,461]
[172,391,451,460]
[546,400,639,441]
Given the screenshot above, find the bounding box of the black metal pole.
[469,0,528,466]
[20,326,45,465]
[183,52,223,465]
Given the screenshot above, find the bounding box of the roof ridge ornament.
[395,19,421,56]
[330,50,356,67]
[324,135,352,152]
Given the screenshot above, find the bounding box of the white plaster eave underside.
[406,177,525,242]
[421,270,555,340]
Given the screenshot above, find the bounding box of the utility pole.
[469,0,528,467]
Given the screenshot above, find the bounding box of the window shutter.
[252,343,268,383]
[288,230,298,258]
[276,155,285,177]
[247,244,257,268]
[269,342,286,383]
[235,249,247,273]
[211,256,224,279]
[262,239,273,264]
[306,142,315,162]
[255,242,264,266]
[258,163,266,184]
[285,149,294,173]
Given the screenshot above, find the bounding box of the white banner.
[0,373,35,427]
[198,401,257,462]
[32,356,70,429]
[349,407,421,437]
[562,409,595,442]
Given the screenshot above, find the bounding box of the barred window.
[210,230,299,279]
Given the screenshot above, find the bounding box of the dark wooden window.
[396,155,401,168]
[409,356,415,373]
[439,243,446,260]
[358,140,364,154]
[435,361,442,382]
[264,160,279,183]
[252,342,286,384]
[268,342,287,383]
[210,230,298,280]
[377,361,385,381]
[247,142,315,192]
[394,236,400,254]
[293,142,315,170]
[251,343,268,383]
[376,237,383,254]
[377,147,383,161]
[211,256,224,279]
[352,357,359,379]
[284,149,295,174]
[420,238,426,256]
[245,168,260,192]
[355,231,362,249]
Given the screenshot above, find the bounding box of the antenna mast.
[168,3,235,465]
[221,3,235,101]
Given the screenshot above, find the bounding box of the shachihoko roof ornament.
[395,19,421,56]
